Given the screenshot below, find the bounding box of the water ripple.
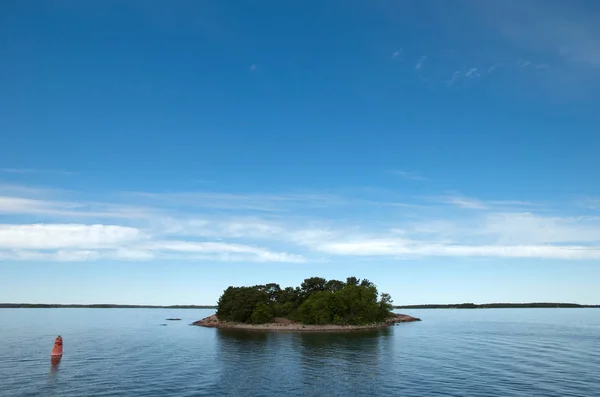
[1,309,599,396]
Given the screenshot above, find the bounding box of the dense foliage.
[216,277,394,325]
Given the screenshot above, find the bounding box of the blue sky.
[1,0,600,305]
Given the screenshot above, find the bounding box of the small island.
[193,277,421,332]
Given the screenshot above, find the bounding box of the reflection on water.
[215,330,292,396]
[49,356,61,375]
[295,329,392,395]
[1,308,600,396]
[214,328,394,396]
[46,356,62,397]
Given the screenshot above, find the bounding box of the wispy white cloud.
[1,168,75,175]
[310,238,600,260]
[431,195,534,211]
[488,200,533,207]
[151,208,600,260]
[578,197,600,210]
[2,184,600,262]
[1,168,35,174]
[131,191,345,212]
[446,71,460,86]
[297,209,600,260]
[435,195,488,209]
[391,46,555,90]
[480,212,600,245]
[0,183,65,197]
[146,241,304,263]
[392,49,403,59]
[0,196,63,214]
[473,0,600,68]
[518,60,531,68]
[0,224,145,250]
[0,249,104,262]
[151,216,284,240]
[0,195,154,219]
[391,170,427,181]
[250,64,256,71]
[0,223,303,263]
[487,64,500,73]
[465,67,479,77]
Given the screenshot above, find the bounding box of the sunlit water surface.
[1,308,599,396]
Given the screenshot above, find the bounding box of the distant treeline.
[4,303,598,309]
[395,303,600,309]
[0,304,217,309]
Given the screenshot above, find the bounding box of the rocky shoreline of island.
[191,312,421,332]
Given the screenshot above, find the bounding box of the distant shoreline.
[395,303,600,309]
[1,303,598,309]
[0,304,217,309]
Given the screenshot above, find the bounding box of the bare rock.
[192,314,221,328]
[387,313,421,324]
[192,313,421,331]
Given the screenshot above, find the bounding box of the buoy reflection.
[50,355,61,376]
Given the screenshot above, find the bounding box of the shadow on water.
[216,328,271,342]
[211,327,394,396]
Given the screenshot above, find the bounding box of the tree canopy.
[216,277,394,325]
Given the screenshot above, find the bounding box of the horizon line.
[1,302,599,308]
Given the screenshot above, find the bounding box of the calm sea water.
[0,308,599,396]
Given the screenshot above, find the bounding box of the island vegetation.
[191,277,419,331]
[214,276,394,326]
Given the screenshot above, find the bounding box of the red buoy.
[51,335,63,357]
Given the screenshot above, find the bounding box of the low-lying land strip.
[0,304,216,309]
[395,303,600,309]
[192,312,421,332]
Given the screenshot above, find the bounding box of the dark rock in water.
[166,318,182,321]
[159,324,168,326]
[192,314,220,328]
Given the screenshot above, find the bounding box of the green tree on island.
[216,277,394,325]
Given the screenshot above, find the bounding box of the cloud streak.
[312,238,600,260]
[0,224,145,250]
[473,0,600,68]
[446,71,460,86]
[465,68,479,77]
[1,168,75,175]
[435,195,488,209]
[0,195,154,219]
[131,191,346,212]
[2,185,600,262]
[0,223,304,263]
[391,170,427,181]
